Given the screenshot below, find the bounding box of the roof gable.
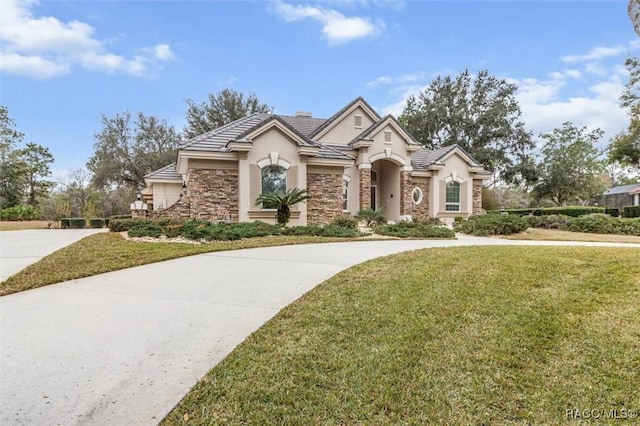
[411,144,485,170]
[351,114,420,146]
[310,97,381,140]
[236,115,314,147]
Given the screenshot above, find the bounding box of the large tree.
[0,106,26,208]
[608,57,640,171]
[88,112,181,191]
[18,142,54,206]
[533,123,605,206]
[183,89,271,139]
[399,69,537,186]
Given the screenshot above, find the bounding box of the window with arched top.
[261,165,287,208]
[445,181,460,211]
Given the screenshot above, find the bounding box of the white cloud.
[0,0,174,79]
[365,75,392,89]
[562,45,627,63]
[273,1,384,44]
[153,44,175,61]
[376,41,633,149]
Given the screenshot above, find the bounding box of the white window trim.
[411,187,423,205]
[445,181,461,212]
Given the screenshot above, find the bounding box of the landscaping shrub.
[315,225,360,238]
[108,218,150,232]
[455,214,528,236]
[128,222,164,238]
[522,214,543,229]
[622,206,640,218]
[539,214,572,230]
[491,206,605,217]
[330,216,358,229]
[67,218,86,229]
[0,205,40,221]
[89,218,105,228]
[354,209,387,226]
[569,214,640,236]
[375,221,455,239]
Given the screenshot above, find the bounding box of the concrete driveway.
[1,236,639,425]
[0,229,107,282]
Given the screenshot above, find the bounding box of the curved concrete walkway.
[1,236,639,425]
[0,229,108,282]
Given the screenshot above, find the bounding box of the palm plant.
[255,188,310,225]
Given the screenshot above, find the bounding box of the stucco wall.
[317,105,376,144]
[151,182,182,211]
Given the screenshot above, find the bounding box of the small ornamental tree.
[255,188,310,225]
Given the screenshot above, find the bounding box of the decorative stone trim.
[359,167,371,210]
[473,180,484,213]
[152,196,191,219]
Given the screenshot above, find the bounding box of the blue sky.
[1,0,637,180]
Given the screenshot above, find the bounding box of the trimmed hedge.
[623,206,640,218]
[455,214,528,236]
[604,208,620,217]
[490,206,605,217]
[89,218,105,228]
[374,222,455,239]
[68,218,86,229]
[61,218,70,229]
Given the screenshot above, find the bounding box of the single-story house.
[141,97,491,225]
[602,183,640,209]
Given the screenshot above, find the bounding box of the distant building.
[602,183,640,209]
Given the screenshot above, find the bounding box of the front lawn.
[162,246,640,425]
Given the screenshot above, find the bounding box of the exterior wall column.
[298,157,308,224]
[358,163,371,211]
[238,152,250,222]
[472,180,484,214]
[430,171,439,218]
[400,166,413,217]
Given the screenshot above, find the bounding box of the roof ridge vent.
[295,111,312,118]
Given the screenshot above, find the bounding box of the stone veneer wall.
[359,168,371,211]
[151,196,191,219]
[400,171,412,216]
[307,172,343,225]
[473,180,483,213]
[408,177,430,219]
[188,168,239,221]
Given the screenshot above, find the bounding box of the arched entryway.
[371,159,401,221]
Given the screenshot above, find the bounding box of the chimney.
[295,111,312,118]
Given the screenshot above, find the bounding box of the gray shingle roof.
[317,144,355,160]
[179,113,271,151]
[235,115,315,146]
[279,115,327,137]
[604,183,640,195]
[411,144,483,169]
[144,163,181,180]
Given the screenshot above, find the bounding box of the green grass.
[162,246,640,425]
[0,233,361,296]
[504,228,640,244]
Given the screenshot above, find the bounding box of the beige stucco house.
[142,97,490,225]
